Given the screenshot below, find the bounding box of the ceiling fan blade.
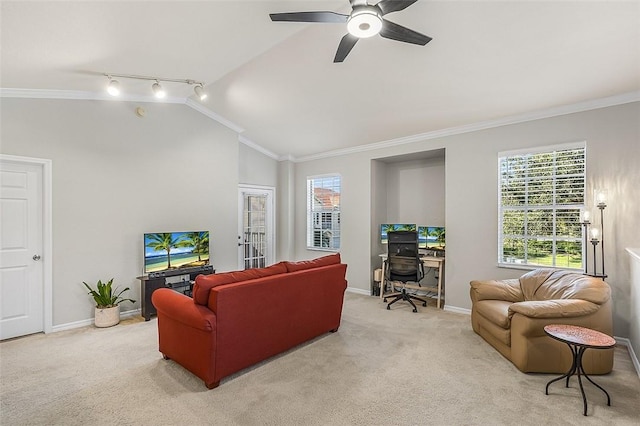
[269,11,349,23]
[377,0,419,16]
[380,19,432,45]
[334,34,359,63]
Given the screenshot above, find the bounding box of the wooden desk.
[379,254,445,308]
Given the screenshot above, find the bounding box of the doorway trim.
[0,154,53,334]
[238,184,276,270]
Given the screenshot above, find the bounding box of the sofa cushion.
[284,253,341,272]
[192,262,288,305]
[474,300,514,329]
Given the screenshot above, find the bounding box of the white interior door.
[238,185,275,270]
[0,159,45,340]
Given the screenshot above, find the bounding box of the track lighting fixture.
[152,80,166,98]
[102,73,207,100]
[194,83,207,100]
[107,77,120,96]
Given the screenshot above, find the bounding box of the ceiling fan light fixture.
[152,80,166,98]
[347,8,382,38]
[107,77,120,96]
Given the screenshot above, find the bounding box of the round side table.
[543,324,615,416]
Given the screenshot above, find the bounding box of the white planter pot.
[94,305,120,328]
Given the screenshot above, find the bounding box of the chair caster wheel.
[386,305,390,310]
[412,308,417,313]
[383,298,387,302]
[422,302,427,307]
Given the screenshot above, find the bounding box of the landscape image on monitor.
[144,231,210,273]
[418,226,445,250]
[380,224,417,244]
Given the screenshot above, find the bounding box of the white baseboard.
[615,337,640,379]
[50,308,141,333]
[444,305,471,315]
[346,287,370,296]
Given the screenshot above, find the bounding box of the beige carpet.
[1,293,639,425]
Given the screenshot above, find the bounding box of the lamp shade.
[595,189,608,206]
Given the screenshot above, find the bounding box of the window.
[498,144,585,269]
[307,174,341,250]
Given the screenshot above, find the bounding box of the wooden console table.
[378,254,445,308]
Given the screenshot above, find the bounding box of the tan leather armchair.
[470,269,613,374]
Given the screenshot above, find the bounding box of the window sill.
[497,263,582,273]
[307,247,340,253]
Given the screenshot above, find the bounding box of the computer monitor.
[418,226,445,250]
[380,224,416,244]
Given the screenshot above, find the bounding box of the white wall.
[0,98,243,326]
[294,102,640,339]
[239,142,278,187]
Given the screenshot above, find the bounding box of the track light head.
[107,78,120,96]
[152,81,166,98]
[194,84,207,101]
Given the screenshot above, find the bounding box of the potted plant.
[83,278,136,328]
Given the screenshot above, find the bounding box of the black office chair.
[383,230,427,313]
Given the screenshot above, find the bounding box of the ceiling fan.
[269,0,432,63]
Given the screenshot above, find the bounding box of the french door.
[0,155,52,339]
[238,185,275,270]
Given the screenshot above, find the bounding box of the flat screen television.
[144,231,210,274]
[418,226,445,250]
[380,224,417,244]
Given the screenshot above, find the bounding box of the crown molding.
[184,98,244,134]
[3,88,639,164]
[238,134,279,160]
[293,90,640,163]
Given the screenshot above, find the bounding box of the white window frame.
[307,174,341,251]
[498,142,586,270]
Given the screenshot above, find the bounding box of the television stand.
[137,265,215,321]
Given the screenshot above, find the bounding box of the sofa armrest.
[508,299,599,319]
[470,279,523,302]
[152,288,216,331]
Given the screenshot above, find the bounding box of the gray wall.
[384,158,445,226]
[294,102,640,339]
[0,98,247,326]
[628,249,640,370]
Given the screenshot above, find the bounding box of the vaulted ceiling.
[2,1,639,160]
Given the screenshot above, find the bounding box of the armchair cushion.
[470,278,523,302]
[508,299,600,318]
[475,300,513,329]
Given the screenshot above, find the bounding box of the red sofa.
[151,253,348,389]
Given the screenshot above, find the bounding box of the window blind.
[307,174,341,250]
[498,144,585,269]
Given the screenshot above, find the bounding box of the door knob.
[33,255,41,261]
